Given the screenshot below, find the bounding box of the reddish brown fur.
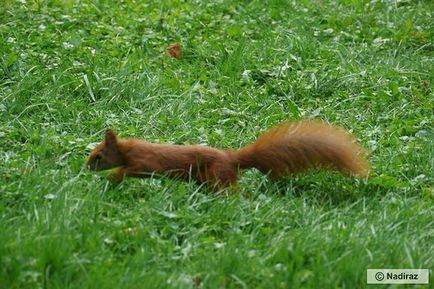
[87,120,369,190]
[235,120,369,178]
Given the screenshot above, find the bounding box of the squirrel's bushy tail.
[233,120,369,178]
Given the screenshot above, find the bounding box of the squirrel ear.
[105,129,118,148]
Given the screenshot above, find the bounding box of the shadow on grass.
[251,170,389,206]
[96,167,397,208]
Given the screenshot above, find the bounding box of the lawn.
[0,0,433,288]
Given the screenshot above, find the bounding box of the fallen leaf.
[167,43,182,59]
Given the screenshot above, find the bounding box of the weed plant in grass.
[1,0,433,288]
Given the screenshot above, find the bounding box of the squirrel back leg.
[204,162,238,191]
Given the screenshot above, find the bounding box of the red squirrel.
[87,120,369,190]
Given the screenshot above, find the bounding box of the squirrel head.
[87,129,126,171]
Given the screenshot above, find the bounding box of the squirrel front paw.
[108,168,125,184]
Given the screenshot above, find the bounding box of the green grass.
[1,0,433,288]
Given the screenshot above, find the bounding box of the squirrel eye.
[95,152,103,161]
